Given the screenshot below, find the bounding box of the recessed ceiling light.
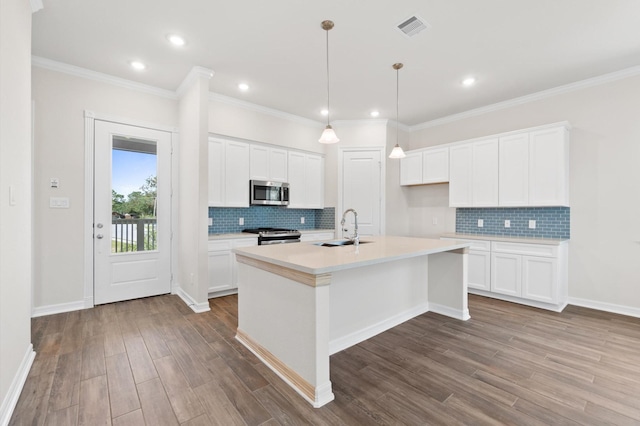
[168,34,186,47]
[462,77,476,87]
[370,111,380,117]
[238,83,250,92]
[130,61,146,71]
[321,109,329,116]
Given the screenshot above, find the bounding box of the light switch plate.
[504,220,511,228]
[239,217,244,226]
[50,178,59,188]
[50,197,70,208]
[477,219,484,228]
[301,217,305,224]
[529,220,536,229]
[208,218,213,226]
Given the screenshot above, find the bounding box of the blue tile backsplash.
[209,206,335,234]
[456,207,570,239]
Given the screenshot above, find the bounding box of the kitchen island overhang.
[233,235,470,407]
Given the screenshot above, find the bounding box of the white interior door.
[341,150,382,236]
[94,121,171,305]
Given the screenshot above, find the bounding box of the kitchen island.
[233,235,470,407]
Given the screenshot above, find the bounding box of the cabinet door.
[208,139,225,207]
[249,145,269,181]
[423,147,449,184]
[449,144,473,207]
[287,151,306,208]
[522,256,557,303]
[468,250,491,291]
[208,250,233,293]
[305,154,324,209]
[269,148,288,182]
[529,126,569,206]
[491,252,521,297]
[499,133,529,206]
[225,141,250,207]
[472,139,499,206]
[400,151,423,186]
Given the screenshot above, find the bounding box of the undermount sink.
[313,240,372,247]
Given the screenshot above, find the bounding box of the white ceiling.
[32,1,640,126]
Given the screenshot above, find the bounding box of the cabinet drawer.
[208,240,233,251]
[491,241,557,257]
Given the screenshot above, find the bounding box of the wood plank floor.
[10,293,640,425]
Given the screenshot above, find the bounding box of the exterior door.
[341,150,382,236]
[94,121,171,305]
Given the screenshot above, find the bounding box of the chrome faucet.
[340,208,359,246]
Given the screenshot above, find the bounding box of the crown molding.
[176,66,214,98]
[30,0,43,13]
[31,56,178,100]
[411,64,640,131]
[208,92,324,128]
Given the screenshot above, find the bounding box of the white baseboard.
[0,344,35,426]
[208,289,238,299]
[174,287,210,313]
[429,302,471,321]
[329,303,430,355]
[32,300,86,318]
[568,296,640,319]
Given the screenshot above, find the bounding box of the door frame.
[83,110,178,308]
[337,147,386,235]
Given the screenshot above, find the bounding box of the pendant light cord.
[326,28,331,126]
[396,66,399,145]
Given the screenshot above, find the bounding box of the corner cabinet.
[400,146,449,186]
[208,137,250,207]
[288,151,324,209]
[441,237,568,312]
[208,237,258,297]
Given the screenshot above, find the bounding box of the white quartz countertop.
[233,235,470,275]
[441,232,569,246]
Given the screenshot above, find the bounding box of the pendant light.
[319,20,339,144]
[388,63,406,159]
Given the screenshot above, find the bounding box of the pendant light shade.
[319,20,339,144]
[389,62,406,159]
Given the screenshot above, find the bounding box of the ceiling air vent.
[396,15,430,39]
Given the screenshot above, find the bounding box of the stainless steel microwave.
[250,180,290,206]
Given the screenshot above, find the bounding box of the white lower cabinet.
[208,237,257,297]
[441,237,568,311]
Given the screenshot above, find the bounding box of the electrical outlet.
[529,220,536,229]
[432,217,438,225]
[301,217,305,224]
[208,218,213,226]
[504,220,511,228]
[477,219,484,228]
[50,178,59,188]
[239,217,244,226]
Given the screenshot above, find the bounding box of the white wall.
[409,74,640,311]
[0,0,33,421]
[31,67,177,309]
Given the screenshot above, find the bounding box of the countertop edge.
[441,233,569,246]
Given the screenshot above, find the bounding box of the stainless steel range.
[242,227,301,245]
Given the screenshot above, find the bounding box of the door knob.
[96,234,104,239]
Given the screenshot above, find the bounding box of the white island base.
[234,236,470,408]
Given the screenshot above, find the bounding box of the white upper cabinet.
[423,147,449,184]
[400,151,423,186]
[400,146,449,186]
[471,138,499,206]
[498,125,569,207]
[499,132,530,206]
[208,137,250,207]
[287,151,324,209]
[250,145,288,182]
[528,126,569,206]
[449,139,498,207]
[448,144,473,207]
